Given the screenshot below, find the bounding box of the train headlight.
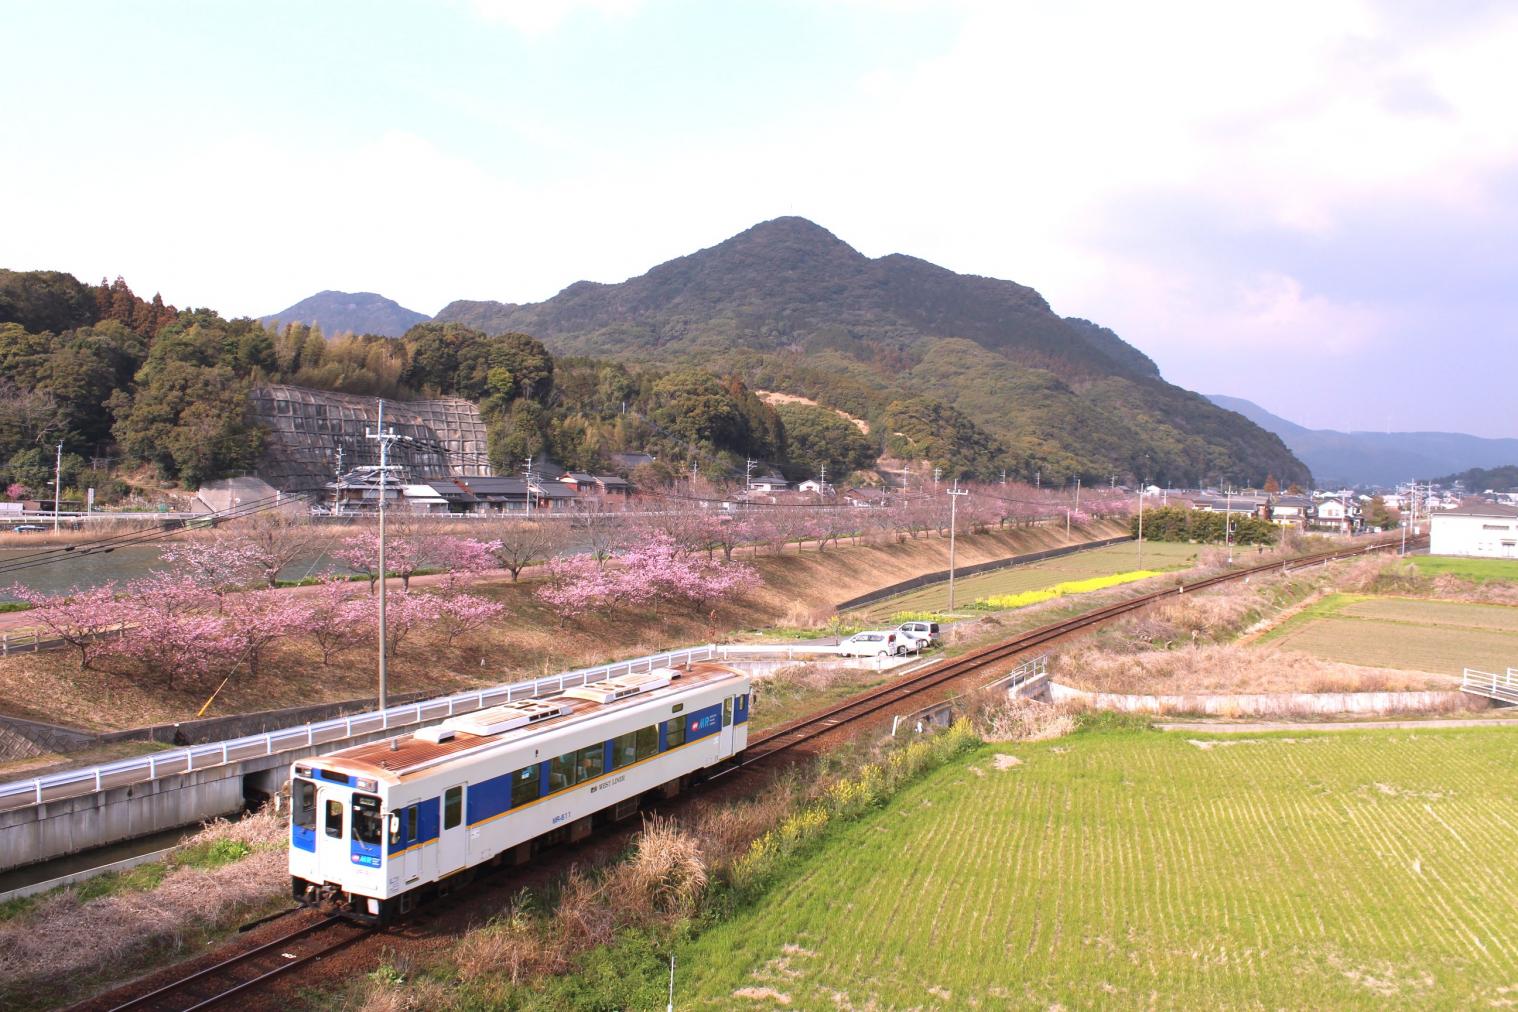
[356,777,379,793]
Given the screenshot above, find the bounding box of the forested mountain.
[438,217,1308,486]
[0,270,791,497]
[260,290,427,338]
[1434,465,1518,492]
[1208,394,1518,487]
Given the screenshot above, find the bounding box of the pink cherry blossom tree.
[303,575,372,665]
[157,535,270,597]
[5,483,29,501]
[220,588,314,677]
[434,592,506,647]
[6,582,128,670]
[334,531,420,592]
[114,572,239,690]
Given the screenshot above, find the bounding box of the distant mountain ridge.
[1207,394,1518,487]
[435,216,1307,486]
[260,290,427,338]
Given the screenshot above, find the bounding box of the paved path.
[1157,714,1518,733]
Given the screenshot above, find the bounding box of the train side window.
[577,744,604,781]
[664,717,686,750]
[353,794,382,845]
[512,765,540,807]
[406,805,418,843]
[324,799,344,839]
[550,751,575,791]
[293,779,316,829]
[613,731,638,769]
[443,787,462,830]
[723,697,733,727]
[636,724,658,760]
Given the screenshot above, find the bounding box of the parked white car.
[837,630,910,657]
[896,621,941,649]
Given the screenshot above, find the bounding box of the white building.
[1430,502,1518,559]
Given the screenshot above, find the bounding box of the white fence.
[1461,667,1518,705]
[0,644,721,811]
[890,654,1049,736]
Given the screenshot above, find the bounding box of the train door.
[401,805,422,885]
[316,786,347,874]
[437,784,468,878]
[718,696,736,758]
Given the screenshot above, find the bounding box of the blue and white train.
[289,663,750,922]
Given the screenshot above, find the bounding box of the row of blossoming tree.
[9,529,507,692]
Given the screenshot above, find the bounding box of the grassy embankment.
[849,539,1194,622]
[0,521,1125,735]
[680,722,1518,1009]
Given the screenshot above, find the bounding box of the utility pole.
[1074,476,1081,511]
[1137,484,1145,571]
[524,455,534,519]
[933,466,942,493]
[333,445,345,515]
[366,400,402,711]
[817,463,826,502]
[52,440,63,533]
[745,457,756,490]
[946,480,970,610]
[1000,469,1007,487]
[1225,486,1234,564]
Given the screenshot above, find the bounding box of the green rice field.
[1409,555,1518,584]
[1264,594,1518,674]
[681,725,1518,1008]
[852,540,1197,622]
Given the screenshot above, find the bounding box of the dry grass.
[1058,642,1453,694]
[973,695,1077,742]
[0,809,287,1009]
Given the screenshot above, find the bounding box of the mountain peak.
[260,290,427,338]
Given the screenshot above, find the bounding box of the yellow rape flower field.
[680,724,1518,1009]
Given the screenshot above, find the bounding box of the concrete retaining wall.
[0,719,420,873]
[1048,681,1470,716]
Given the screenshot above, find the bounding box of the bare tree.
[487,519,568,581]
[233,509,333,586]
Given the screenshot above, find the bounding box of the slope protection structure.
[251,384,490,492]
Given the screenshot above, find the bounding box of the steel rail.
[729,535,1423,771]
[100,915,373,1012]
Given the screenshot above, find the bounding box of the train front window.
[324,799,344,839]
[293,779,316,830]
[352,794,382,846]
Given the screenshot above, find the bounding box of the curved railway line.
[78,536,1419,1011]
[730,535,1424,770]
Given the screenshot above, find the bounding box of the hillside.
[437,217,1308,486]
[1209,394,1518,487]
[259,290,427,337]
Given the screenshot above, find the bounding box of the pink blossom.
[434,592,506,646]
[5,483,29,501]
[157,536,270,595]
[6,582,128,670]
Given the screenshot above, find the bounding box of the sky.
[3,0,1515,437]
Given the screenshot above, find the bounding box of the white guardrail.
[1461,667,1518,701]
[0,644,722,810]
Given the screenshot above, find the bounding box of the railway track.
[83,536,1419,1010]
[730,536,1424,770]
[94,914,372,1012]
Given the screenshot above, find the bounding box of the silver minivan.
[896,621,941,648]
